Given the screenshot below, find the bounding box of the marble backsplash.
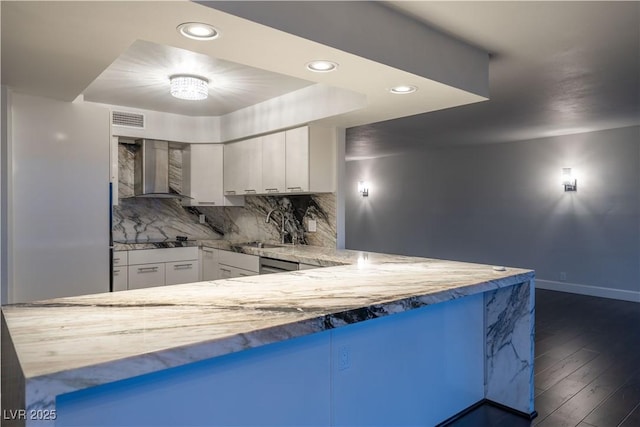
[113,142,336,246]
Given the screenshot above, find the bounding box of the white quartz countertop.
[2,248,534,404]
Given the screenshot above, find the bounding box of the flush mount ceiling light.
[169,75,209,101]
[177,22,219,40]
[389,85,418,94]
[306,60,339,73]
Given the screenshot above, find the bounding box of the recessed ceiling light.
[169,75,209,101]
[177,22,219,40]
[306,60,339,73]
[389,85,418,94]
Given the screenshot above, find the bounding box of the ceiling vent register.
[112,111,145,129]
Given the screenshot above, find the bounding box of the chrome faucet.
[266,208,288,244]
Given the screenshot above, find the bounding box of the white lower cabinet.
[218,265,257,279]
[166,260,199,285]
[218,251,259,279]
[112,267,128,291]
[128,263,165,290]
[113,251,129,291]
[201,247,219,281]
[117,247,199,290]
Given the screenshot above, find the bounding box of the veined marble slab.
[2,253,534,426]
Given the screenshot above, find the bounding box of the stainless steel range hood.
[133,139,189,199]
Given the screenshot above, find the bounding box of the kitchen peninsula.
[2,246,535,427]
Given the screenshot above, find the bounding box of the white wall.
[9,93,110,303]
[346,126,640,301]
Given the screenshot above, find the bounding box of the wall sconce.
[358,181,369,197]
[562,168,577,191]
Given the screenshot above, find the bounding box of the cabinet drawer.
[218,265,258,279]
[128,263,165,289]
[112,267,128,291]
[166,260,199,285]
[218,250,259,272]
[128,247,198,265]
[113,251,128,267]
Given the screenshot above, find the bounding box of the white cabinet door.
[224,138,262,196]
[223,141,244,196]
[166,260,199,285]
[243,137,262,195]
[201,247,219,281]
[285,126,310,192]
[261,132,286,194]
[128,263,165,289]
[112,267,128,291]
[183,144,224,206]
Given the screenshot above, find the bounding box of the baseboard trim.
[436,399,537,426]
[485,399,538,420]
[536,279,640,303]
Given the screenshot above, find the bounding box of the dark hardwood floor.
[448,289,640,427]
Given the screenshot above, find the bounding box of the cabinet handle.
[173,263,193,269]
[244,189,256,194]
[137,267,158,273]
[220,268,231,273]
[265,188,279,192]
[199,202,216,205]
[287,187,303,191]
[113,258,121,262]
[225,191,236,195]
[113,270,120,276]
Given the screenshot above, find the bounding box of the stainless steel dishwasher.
[259,257,299,274]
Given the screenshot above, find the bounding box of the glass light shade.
[306,60,338,72]
[389,85,417,94]
[561,168,576,186]
[177,22,219,40]
[358,181,369,196]
[170,75,208,101]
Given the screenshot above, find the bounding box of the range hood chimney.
[132,139,189,199]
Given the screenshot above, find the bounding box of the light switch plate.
[199,214,206,224]
[308,219,317,232]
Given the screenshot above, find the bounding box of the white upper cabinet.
[224,137,262,196]
[244,136,263,195]
[285,125,335,194]
[285,126,310,192]
[183,144,223,206]
[261,132,286,194]
[223,140,243,196]
[184,144,244,207]
[223,125,335,196]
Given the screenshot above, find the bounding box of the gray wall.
[345,126,640,300]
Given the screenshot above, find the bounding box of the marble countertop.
[115,237,428,268]
[2,248,534,410]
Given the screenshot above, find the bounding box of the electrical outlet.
[559,272,567,282]
[338,345,350,371]
[199,214,206,224]
[308,219,317,232]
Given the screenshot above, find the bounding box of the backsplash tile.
[112,198,222,242]
[199,193,337,247]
